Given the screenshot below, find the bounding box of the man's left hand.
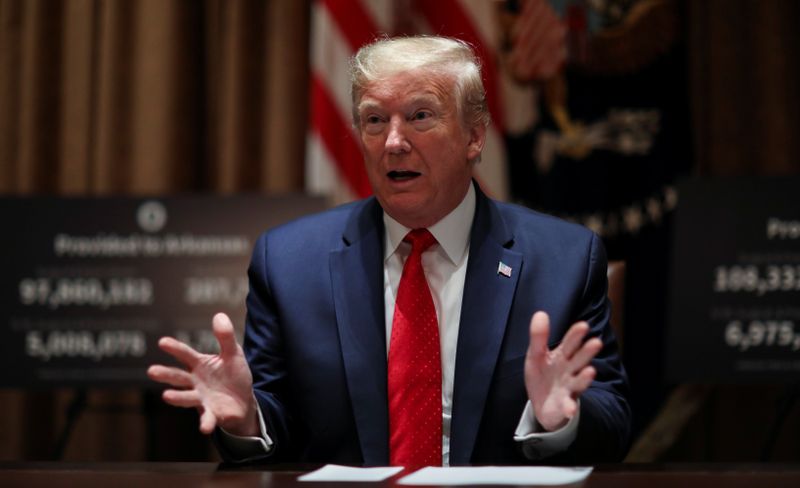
[524,311,603,431]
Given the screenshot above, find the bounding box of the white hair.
[350,36,491,130]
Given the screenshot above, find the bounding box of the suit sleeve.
[567,233,632,462]
[215,232,295,463]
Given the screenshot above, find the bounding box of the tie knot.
[404,228,437,254]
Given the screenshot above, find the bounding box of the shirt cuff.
[216,398,273,461]
[513,400,579,460]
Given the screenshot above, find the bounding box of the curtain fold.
[688,0,800,176]
[0,0,308,461]
[0,0,308,197]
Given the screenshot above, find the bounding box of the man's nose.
[385,117,411,154]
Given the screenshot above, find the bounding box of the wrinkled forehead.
[356,69,458,109]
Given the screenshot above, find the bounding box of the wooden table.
[2,462,800,487]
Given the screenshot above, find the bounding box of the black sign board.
[666,177,800,382]
[0,195,326,387]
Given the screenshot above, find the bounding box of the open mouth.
[387,170,421,181]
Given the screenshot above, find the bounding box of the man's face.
[356,70,486,229]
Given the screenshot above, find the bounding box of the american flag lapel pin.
[497,261,512,278]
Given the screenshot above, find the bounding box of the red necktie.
[388,229,442,467]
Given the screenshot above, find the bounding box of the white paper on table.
[398,466,593,485]
[298,464,404,482]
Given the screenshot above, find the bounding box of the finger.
[162,389,201,408]
[559,321,590,359]
[212,312,239,359]
[199,407,217,434]
[158,336,201,369]
[528,311,551,358]
[569,337,603,373]
[147,364,193,388]
[561,396,578,419]
[570,365,596,394]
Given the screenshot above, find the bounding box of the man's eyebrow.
[357,94,443,113]
[408,92,442,102]
[357,101,382,113]
[402,92,445,107]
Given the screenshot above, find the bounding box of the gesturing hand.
[524,311,603,432]
[147,313,258,436]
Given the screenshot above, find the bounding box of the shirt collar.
[383,183,475,265]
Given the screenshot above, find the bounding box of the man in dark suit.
[148,36,630,466]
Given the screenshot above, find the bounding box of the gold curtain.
[0,0,308,195]
[0,0,309,461]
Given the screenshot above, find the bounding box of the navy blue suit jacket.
[234,184,630,465]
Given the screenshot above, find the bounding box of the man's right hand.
[147,313,259,436]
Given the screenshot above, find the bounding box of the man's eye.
[365,115,383,124]
[412,111,432,121]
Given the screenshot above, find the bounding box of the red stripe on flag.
[310,74,372,198]
[322,0,382,51]
[414,0,505,133]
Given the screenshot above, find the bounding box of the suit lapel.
[449,185,522,465]
[329,199,389,465]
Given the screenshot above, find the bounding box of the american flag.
[307,0,524,204]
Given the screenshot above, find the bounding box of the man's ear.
[466,123,487,162]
